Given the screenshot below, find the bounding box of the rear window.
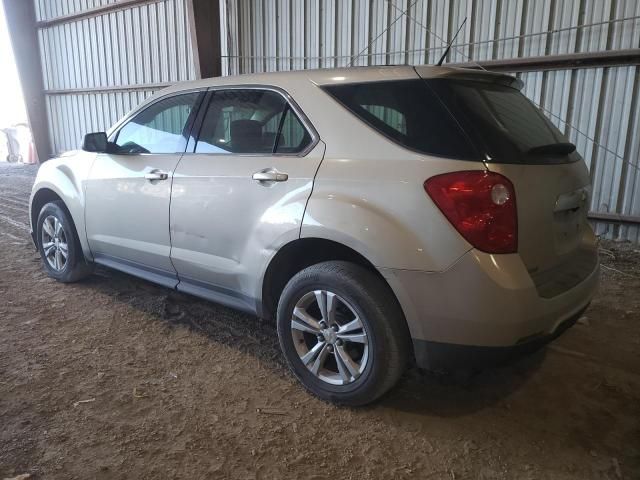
[426,79,578,164]
[323,79,578,164]
[322,80,479,160]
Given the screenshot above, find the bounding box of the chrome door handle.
[145,170,169,181]
[252,170,289,182]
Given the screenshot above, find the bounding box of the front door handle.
[252,169,288,183]
[145,170,169,181]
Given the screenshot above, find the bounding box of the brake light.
[424,171,517,254]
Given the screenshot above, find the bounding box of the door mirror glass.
[82,132,108,153]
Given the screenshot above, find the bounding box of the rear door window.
[195,89,312,155]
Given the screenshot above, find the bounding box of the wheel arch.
[260,238,414,359]
[30,188,64,234]
[261,238,374,319]
[30,185,91,260]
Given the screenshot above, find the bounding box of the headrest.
[230,119,263,153]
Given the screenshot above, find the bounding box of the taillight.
[424,171,517,254]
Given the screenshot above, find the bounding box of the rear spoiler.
[413,66,524,91]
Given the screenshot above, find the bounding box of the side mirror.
[82,132,108,153]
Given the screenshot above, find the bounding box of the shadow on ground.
[84,264,544,418]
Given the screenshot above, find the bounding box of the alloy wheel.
[41,215,68,271]
[290,290,369,385]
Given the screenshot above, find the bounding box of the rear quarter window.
[322,80,480,160]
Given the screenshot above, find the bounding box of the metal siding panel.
[39,0,196,155]
[472,0,499,61]
[321,0,336,69]
[520,71,544,104]
[405,0,429,65]
[37,0,640,240]
[335,0,352,68]
[305,0,320,70]
[290,0,306,70]
[568,68,605,172]
[447,0,473,63]
[277,0,291,71]
[373,0,391,66]
[619,81,640,241]
[495,0,523,59]
[591,67,634,218]
[387,0,408,66]
[548,0,581,55]
[429,0,449,61]
[520,0,551,59]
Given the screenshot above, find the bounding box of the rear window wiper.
[527,142,576,155]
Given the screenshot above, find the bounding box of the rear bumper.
[412,304,587,371]
[381,248,599,369]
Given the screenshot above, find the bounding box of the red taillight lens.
[424,171,517,254]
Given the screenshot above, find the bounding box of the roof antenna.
[436,17,467,66]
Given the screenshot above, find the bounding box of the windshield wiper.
[527,142,576,155]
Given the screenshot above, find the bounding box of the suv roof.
[162,65,522,95]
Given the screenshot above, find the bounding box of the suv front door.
[85,91,203,287]
[169,87,325,311]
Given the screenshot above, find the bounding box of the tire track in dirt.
[0,174,31,235]
[0,195,29,209]
[0,213,29,232]
[0,193,30,205]
[0,203,28,217]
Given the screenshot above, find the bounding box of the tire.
[277,261,410,406]
[36,201,93,282]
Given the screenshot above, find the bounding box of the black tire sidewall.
[277,262,403,405]
[36,202,83,282]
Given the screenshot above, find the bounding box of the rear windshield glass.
[426,78,578,164]
[323,79,578,164]
[322,79,479,160]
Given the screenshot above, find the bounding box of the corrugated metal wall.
[32,0,640,241]
[35,0,197,155]
[220,0,640,241]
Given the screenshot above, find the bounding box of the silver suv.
[30,66,599,405]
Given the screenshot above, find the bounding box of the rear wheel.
[277,261,410,406]
[36,201,92,282]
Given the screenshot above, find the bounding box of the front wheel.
[277,261,410,406]
[36,201,93,282]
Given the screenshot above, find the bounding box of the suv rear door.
[169,87,325,311]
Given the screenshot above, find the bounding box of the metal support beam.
[449,48,640,72]
[44,83,171,96]
[187,0,222,78]
[2,0,51,162]
[36,0,163,28]
[588,212,640,226]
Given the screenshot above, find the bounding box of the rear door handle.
[252,169,288,183]
[145,170,169,181]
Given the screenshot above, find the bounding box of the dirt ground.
[0,161,638,480]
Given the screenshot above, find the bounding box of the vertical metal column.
[2,0,51,162]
